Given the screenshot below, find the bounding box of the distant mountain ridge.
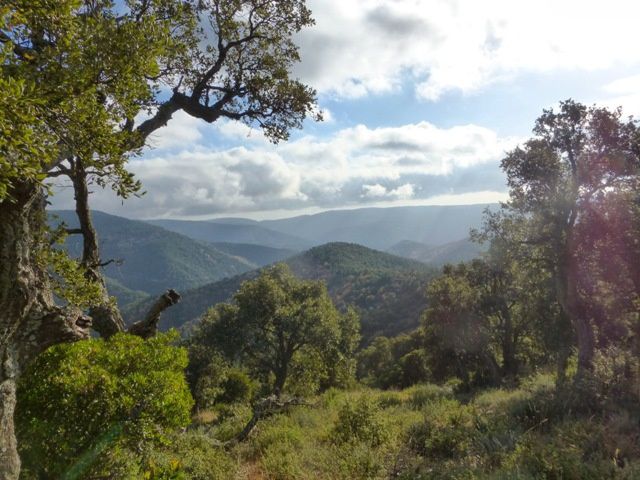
[123,242,437,342]
[148,218,311,250]
[149,204,494,251]
[209,242,297,268]
[387,238,486,266]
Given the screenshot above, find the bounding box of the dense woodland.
[1,1,640,479]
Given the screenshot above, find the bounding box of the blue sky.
[51,0,640,220]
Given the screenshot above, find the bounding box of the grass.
[178,375,640,479]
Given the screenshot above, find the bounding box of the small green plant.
[330,398,389,447]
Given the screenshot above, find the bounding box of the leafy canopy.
[16,332,193,479]
[189,264,360,395]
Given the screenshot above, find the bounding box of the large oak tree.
[482,101,640,380]
[0,1,319,477]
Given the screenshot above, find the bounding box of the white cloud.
[50,121,515,218]
[145,110,204,150]
[599,74,640,116]
[296,0,640,100]
[362,183,416,199]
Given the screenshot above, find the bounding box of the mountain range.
[386,238,485,266]
[152,204,493,251]
[50,211,254,303]
[123,242,437,342]
[51,204,491,340]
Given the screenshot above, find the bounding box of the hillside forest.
[1,1,640,480]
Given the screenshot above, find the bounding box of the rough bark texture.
[0,182,91,480]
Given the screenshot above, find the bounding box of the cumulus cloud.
[295,0,640,100]
[145,111,205,150]
[50,120,516,218]
[362,183,416,199]
[599,74,640,117]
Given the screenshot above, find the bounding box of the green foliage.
[330,398,389,447]
[141,430,236,480]
[188,263,360,395]
[16,332,193,478]
[45,247,103,308]
[173,380,640,479]
[190,358,255,409]
[407,399,476,460]
[129,242,436,340]
[357,331,429,388]
[477,100,640,377]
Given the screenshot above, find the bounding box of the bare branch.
[127,289,181,339]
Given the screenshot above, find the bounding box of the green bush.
[503,420,617,479]
[16,332,193,479]
[330,398,389,447]
[190,353,255,409]
[407,399,475,460]
[407,383,454,409]
[143,430,235,480]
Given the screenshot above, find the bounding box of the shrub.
[330,398,389,447]
[407,383,454,409]
[407,399,475,460]
[16,332,193,479]
[142,430,235,480]
[503,420,617,479]
[89,430,235,479]
[218,369,255,404]
[191,356,255,409]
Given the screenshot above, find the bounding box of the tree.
[422,262,502,388]
[483,100,640,379]
[0,1,319,477]
[356,331,428,389]
[189,264,360,396]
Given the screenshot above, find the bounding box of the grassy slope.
[180,374,640,479]
[124,242,436,341]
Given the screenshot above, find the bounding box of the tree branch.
[127,289,181,339]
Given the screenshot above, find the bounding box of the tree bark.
[0,181,91,480]
[70,160,125,338]
[273,363,288,396]
[499,307,518,378]
[556,247,594,379]
[128,289,181,339]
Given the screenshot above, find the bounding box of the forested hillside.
[124,242,436,341]
[149,218,311,250]
[50,211,254,305]
[387,238,485,266]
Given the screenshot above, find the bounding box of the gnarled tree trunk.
[70,159,125,338]
[0,181,91,480]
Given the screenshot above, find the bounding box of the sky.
[51,0,640,220]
